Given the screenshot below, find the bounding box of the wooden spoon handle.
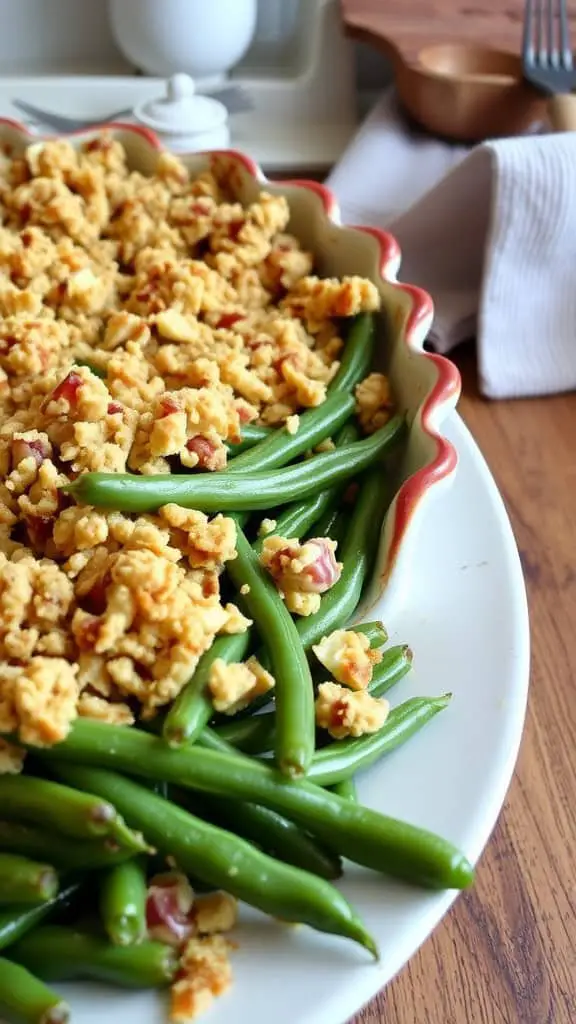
[547,94,576,131]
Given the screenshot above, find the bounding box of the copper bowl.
[395,43,545,142]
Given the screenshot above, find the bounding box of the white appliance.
[0,0,362,171]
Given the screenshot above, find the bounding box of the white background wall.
[0,0,127,72]
[0,0,392,87]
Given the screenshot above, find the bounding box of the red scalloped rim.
[0,119,460,579]
[0,117,163,149]
[272,178,461,578]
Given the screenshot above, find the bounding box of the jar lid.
[134,73,228,135]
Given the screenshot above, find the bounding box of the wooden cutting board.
[341,0,576,65]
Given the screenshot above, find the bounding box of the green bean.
[0,775,144,849]
[310,505,342,541]
[331,778,358,802]
[52,764,377,957]
[0,956,69,1024]
[0,820,148,870]
[0,882,82,953]
[253,490,335,555]
[369,644,413,697]
[252,421,360,556]
[0,856,58,907]
[227,524,315,778]
[214,713,275,754]
[227,393,355,474]
[11,926,177,989]
[99,859,148,947]
[74,360,106,379]
[178,789,342,881]
[309,695,451,786]
[64,416,405,514]
[36,720,474,890]
[352,621,388,649]
[228,423,271,455]
[328,313,376,393]
[163,632,251,747]
[296,468,391,651]
[227,311,373,461]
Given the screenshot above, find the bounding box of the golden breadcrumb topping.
[0,134,385,761]
[315,681,389,739]
[313,629,382,690]
[208,655,274,715]
[171,935,234,1022]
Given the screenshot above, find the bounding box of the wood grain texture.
[351,343,576,1024]
[341,0,576,63]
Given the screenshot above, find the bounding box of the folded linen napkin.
[327,90,576,399]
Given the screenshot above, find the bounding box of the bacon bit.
[25,515,53,549]
[236,404,253,424]
[0,335,18,354]
[185,435,217,468]
[159,396,181,417]
[20,229,34,248]
[146,873,195,947]
[228,219,244,242]
[302,539,341,591]
[50,370,83,406]
[215,312,244,330]
[11,437,50,466]
[107,402,123,415]
[85,136,112,153]
[191,200,211,215]
[75,615,102,651]
[261,536,342,597]
[330,699,349,730]
[202,574,219,599]
[273,354,294,376]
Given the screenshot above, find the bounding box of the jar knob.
[167,73,196,102]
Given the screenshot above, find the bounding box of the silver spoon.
[11,86,252,133]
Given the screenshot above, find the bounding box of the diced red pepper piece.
[50,370,83,406]
[215,312,244,330]
[185,435,217,468]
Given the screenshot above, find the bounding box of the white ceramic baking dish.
[0,118,461,618]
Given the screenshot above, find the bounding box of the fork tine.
[536,0,547,63]
[557,0,574,68]
[523,0,535,61]
[547,0,558,66]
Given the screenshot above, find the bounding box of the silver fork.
[11,85,252,133]
[523,0,576,130]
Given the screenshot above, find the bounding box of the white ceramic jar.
[134,74,230,152]
[108,0,258,86]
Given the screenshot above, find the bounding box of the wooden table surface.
[352,344,576,1024]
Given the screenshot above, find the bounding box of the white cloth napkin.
[327,91,576,399]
